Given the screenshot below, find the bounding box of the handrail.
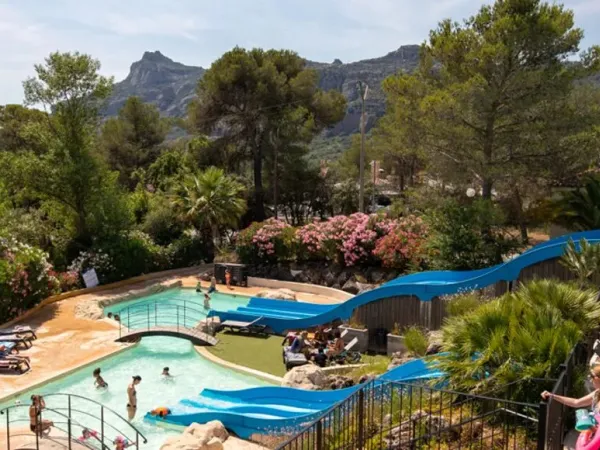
[41,393,148,443]
[1,392,148,448]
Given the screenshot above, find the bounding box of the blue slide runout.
[208,231,600,334]
[144,354,448,438]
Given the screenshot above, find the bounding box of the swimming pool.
[104,288,251,329]
[0,337,270,449]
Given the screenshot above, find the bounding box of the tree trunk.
[482,178,493,200]
[253,147,266,222]
[512,186,529,244]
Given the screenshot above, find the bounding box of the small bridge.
[115,301,219,346]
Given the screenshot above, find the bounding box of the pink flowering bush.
[236,214,428,269]
[0,237,60,322]
[237,219,297,264]
[53,271,81,292]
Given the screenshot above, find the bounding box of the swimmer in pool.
[93,367,108,388]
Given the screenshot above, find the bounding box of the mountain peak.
[141,51,173,64]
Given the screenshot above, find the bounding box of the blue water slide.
[145,354,446,438]
[209,230,600,334]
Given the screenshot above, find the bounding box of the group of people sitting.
[285,328,346,367]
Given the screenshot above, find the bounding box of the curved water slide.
[208,230,600,334]
[144,354,447,438]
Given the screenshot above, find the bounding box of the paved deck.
[117,325,218,346]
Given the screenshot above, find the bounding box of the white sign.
[82,268,99,288]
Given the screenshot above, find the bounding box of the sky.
[2,0,600,105]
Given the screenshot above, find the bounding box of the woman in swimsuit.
[126,375,142,420]
[29,395,53,437]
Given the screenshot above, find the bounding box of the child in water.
[196,281,202,293]
[93,368,108,388]
[114,436,132,450]
[203,293,211,310]
[78,428,99,443]
[162,367,173,378]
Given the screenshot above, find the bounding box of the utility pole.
[273,128,280,219]
[357,81,368,213]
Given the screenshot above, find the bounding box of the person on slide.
[541,365,600,449]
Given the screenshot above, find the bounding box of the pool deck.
[1,273,342,401]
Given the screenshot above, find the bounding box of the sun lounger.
[0,356,30,374]
[0,325,37,340]
[0,335,33,349]
[219,317,269,335]
[284,352,308,371]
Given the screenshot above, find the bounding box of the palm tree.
[172,167,247,246]
[439,280,600,402]
[558,175,600,231]
[560,238,600,288]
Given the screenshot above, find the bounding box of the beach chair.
[331,337,361,365]
[0,356,30,374]
[219,317,269,336]
[0,334,33,349]
[284,351,308,371]
[0,325,37,340]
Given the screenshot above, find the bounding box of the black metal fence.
[275,380,542,450]
[1,393,147,450]
[275,341,593,450]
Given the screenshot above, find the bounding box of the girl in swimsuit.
[93,367,108,388]
[126,375,142,420]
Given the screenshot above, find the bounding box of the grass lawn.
[207,331,393,379]
[207,331,287,377]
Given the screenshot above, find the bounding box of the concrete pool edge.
[195,347,283,385]
[0,342,138,405]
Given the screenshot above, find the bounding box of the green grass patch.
[207,331,286,377]
[346,354,391,379]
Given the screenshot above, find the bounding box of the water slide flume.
[144,354,447,438]
[208,231,600,334]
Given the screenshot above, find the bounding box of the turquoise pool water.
[1,288,267,449]
[104,288,251,329]
[1,337,269,449]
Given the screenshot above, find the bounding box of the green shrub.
[426,198,521,270]
[168,230,213,268]
[404,326,429,356]
[445,292,483,317]
[0,237,60,322]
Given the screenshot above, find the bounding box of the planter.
[387,333,406,356]
[339,325,369,353]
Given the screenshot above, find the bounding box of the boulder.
[74,301,104,320]
[282,364,329,390]
[186,421,229,443]
[336,271,352,287]
[327,374,355,390]
[356,282,375,294]
[256,289,297,301]
[323,270,337,287]
[426,343,443,356]
[388,353,414,371]
[342,279,359,295]
[369,269,386,285]
[358,373,377,384]
[161,421,230,450]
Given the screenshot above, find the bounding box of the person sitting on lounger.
[290,331,312,356]
[327,330,345,358]
[312,326,327,347]
[93,368,108,388]
[311,346,328,368]
[29,395,53,437]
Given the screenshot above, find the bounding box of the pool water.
[1,288,269,449]
[104,288,250,329]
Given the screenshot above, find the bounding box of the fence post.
[101,406,105,449]
[537,401,548,450]
[147,304,150,331]
[6,409,10,450]
[316,420,323,450]
[177,307,180,332]
[67,417,72,450]
[155,302,157,326]
[357,388,365,448]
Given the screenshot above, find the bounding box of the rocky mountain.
[104,46,421,136]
